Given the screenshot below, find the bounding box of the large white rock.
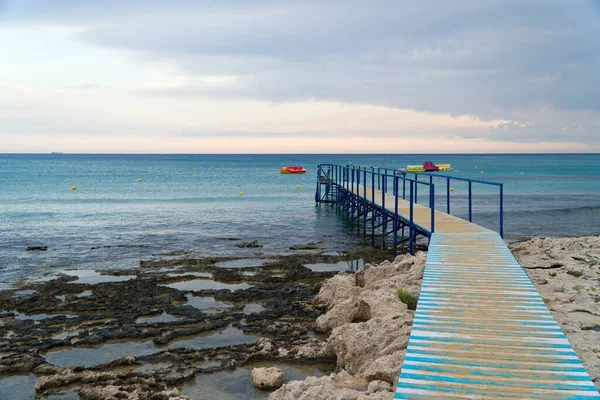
[314,274,362,310]
[251,367,286,390]
[269,375,387,400]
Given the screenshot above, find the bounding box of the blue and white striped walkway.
[395,232,600,399]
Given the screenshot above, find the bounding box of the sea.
[0,153,599,286]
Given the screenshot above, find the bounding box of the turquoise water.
[0,154,598,283]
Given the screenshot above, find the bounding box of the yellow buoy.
[71,186,76,191]
[175,172,179,175]
[297,185,302,189]
[520,172,524,175]
[449,188,454,192]
[239,191,243,196]
[193,167,197,171]
[138,178,142,182]
[474,165,478,168]
[480,171,484,174]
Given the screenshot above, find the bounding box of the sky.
[1,0,599,153]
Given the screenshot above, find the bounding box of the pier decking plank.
[344,186,600,398]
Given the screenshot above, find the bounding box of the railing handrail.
[412,171,503,186]
[346,165,433,187]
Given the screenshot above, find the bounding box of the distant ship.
[51,152,64,154]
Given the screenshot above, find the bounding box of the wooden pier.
[316,164,599,399]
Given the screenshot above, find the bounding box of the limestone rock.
[256,337,273,356]
[268,375,360,400]
[294,340,328,359]
[327,318,411,383]
[251,367,286,390]
[314,274,362,310]
[269,374,394,400]
[366,380,392,393]
[333,370,369,391]
[78,384,190,400]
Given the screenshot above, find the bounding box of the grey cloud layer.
[4,0,600,144]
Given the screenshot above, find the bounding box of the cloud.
[1,0,600,151]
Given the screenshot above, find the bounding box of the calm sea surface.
[1,154,599,284]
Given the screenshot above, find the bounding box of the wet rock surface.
[25,246,48,251]
[511,236,600,390]
[236,240,263,248]
[0,245,393,398]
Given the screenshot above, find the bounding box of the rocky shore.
[269,235,600,398]
[0,244,394,399]
[269,252,427,399]
[511,235,600,391]
[2,235,599,398]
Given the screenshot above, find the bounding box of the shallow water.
[214,259,270,269]
[51,330,81,341]
[43,326,257,367]
[304,259,364,272]
[136,312,184,324]
[44,340,158,368]
[58,269,136,285]
[185,294,232,312]
[163,279,252,292]
[181,361,335,399]
[321,251,345,256]
[133,362,172,374]
[0,374,36,400]
[166,272,212,278]
[14,311,78,321]
[168,326,258,350]
[13,289,37,296]
[243,304,266,314]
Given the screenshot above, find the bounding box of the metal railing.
[316,164,505,248]
[410,171,504,238]
[368,166,503,238]
[317,164,436,254]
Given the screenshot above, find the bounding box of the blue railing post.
[350,167,355,217]
[446,177,450,214]
[468,181,473,222]
[414,173,418,204]
[315,165,320,203]
[394,175,399,257]
[371,170,375,246]
[430,183,435,234]
[363,168,367,236]
[402,173,406,200]
[409,180,414,255]
[382,172,387,249]
[500,183,504,238]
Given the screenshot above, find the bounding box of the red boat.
[280,166,306,174]
[423,161,439,172]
